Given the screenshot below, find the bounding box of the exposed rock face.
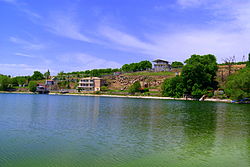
[103,75,172,90]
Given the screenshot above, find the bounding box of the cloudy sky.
[0,0,250,76]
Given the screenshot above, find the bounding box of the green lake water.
[0,93,250,167]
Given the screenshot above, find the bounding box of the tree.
[224,68,250,100]
[31,71,44,80]
[171,61,184,68]
[0,75,11,91]
[128,81,141,94]
[161,54,218,98]
[181,54,218,97]
[121,60,152,72]
[100,86,109,91]
[17,78,26,85]
[44,70,50,79]
[138,61,152,71]
[162,76,184,98]
[11,77,27,86]
[28,81,37,92]
[247,53,250,67]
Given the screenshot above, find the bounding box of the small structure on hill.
[78,77,103,91]
[153,59,171,72]
[45,80,55,85]
[36,85,49,94]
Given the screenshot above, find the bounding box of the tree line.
[162,53,250,100]
[0,70,49,91]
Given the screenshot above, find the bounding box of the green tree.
[128,81,141,94]
[138,61,152,71]
[161,54,218,98]
[100,86,109,91]
[44,70,50,79]
[181,54,218,97]
[31,71,44,80]
[28,81,37,92]
[121,60,152,72]
[0,75,11,91]
[11,77,27,86]
[225,68,250,100]
[247,53,250,67]
[162,76,184,98]
[171,61,184,68]
[17,78,26,85]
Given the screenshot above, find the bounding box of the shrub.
[128,81,141,94]
[101,86,109,91]
[162,76,184,98]
[224,68,250,100]
[28,81,37,92]
[0,75,11,91]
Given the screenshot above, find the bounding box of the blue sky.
[1,0,250,76]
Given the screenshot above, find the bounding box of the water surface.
[0,93,250,167]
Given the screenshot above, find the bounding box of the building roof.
[153,59,169,63]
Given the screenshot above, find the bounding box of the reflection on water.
[0,94,250,167]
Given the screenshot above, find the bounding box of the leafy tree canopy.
[171,61,184,68]
[225,67,250,100]
[162,54,218,98]
[128,81,141,94]
[28,81,37,92]
[162,76,184,98]
[44,70,50,79]
[122,60,152,72]
[181,54,218,97]
[0,75,11,91]
[31,71,44,80]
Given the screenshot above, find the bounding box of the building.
[45,80,55,85]
[153,59,171,72]
[78,77,103,91]
[36,85,49,94]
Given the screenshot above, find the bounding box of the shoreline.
[0,91,232,103]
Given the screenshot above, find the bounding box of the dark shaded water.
[0,93,250,167]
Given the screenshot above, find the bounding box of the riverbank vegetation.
[224,67,250,100]
[1,55,250,101]
[162,54,218,98]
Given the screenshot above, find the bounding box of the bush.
[128,81,141,94]
[162,76,184,98]
[101,86,109,91]
[0,75,11,91]
[224,68,250,100]
[171,61,184,68]
[31,71,44,80]
[207,92,214,98]
[28,81,37,92]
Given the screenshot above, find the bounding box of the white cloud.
[0,0,41,19]
[9,37,45,50]
[0,64,48,76]
[58,52,121,71]
[15,52,35,58]
[96,0,250,63]
[45,13,92,42]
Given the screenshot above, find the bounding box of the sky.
[1,0,250,76]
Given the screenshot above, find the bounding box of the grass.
[124,71,175,76]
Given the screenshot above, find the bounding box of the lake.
[0,93,250,167]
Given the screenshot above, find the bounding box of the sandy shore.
[0,91,232,103]
[50,93,232,103]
